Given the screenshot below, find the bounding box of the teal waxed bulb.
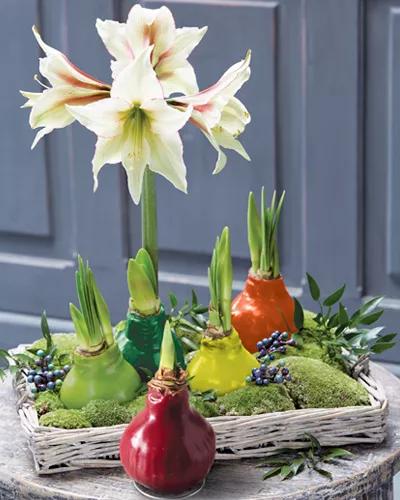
[61,257,141,409]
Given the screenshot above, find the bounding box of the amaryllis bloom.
[171,50,251,174]
[20,26,110,149]
[67,48,192,205]
[96,4,207,97]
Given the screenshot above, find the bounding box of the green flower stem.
[141,168,158,292]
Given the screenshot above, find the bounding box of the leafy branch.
[294,273,397,369]
[260,434,353,481]
[168,290,208,352]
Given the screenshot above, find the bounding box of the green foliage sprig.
[0,311,51,380]
[294,273,397,368]
[260,434,352,481]
[70,257,114,352]
[127,248,160,316]
[168,290,208,352]
[208,227,233,333]
[248,188,285,279]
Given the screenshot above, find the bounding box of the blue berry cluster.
[246,331,296,386]
[256,331,296,359]
[27,349,70,396]
[246,359,291,386]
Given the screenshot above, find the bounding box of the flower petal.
[156,58,199,96]
[20,90,42,108]
[213,128,251,163]
[121,134,150,205]
[142,99,192,134]
[219,97,251,136]
[92,136,123,191]
[177,49,251,108]
[147,131,187,194]
[31,126,53,149]
[67,98,126,138]
[168,26,208,60]
[126,4,175,64]
[29,87,76,129]
[111,48,163,103]
[33,26,110,89]
[96,19,130,61]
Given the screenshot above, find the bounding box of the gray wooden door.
[0,0,399,368]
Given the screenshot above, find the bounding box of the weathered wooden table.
[0,363,399,499]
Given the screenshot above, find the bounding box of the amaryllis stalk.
[232,189,296,353]
[60,257,141,409]
[21,5,252,278]
[120,321,215,495]
[187,227,255,396]
[116,248,185,374]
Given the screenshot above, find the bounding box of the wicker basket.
[13,347,388,475]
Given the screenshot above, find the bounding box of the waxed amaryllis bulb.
[120,322,216,495]
[232,274,296,353]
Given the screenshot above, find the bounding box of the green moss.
[29,333,78,365]
[274,339,345,372]
[125,394,147,416]
[216,384,295,416]
[39,409,91,429]
[82,400,131,427]
[281,356,370,409]
[189,394,219,418]
[303,310,318,330]
[34,391,64,416]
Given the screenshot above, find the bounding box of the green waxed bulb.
[61,256,142,409]
[116,305,186,375]
[60,344,141,409]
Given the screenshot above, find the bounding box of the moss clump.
[125,394,147,417]
[303,310,318,330]
[39,409,91,429]
[281,356,369,409]
[35,391,64,416]
[274,339,345,372]
[29,333,78,365]
[82,400,131,427]
[216,384,295,416]
[189,394,219,418]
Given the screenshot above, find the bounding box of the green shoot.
[70,256,113,352]
[208,227,233,333]
[127,248,160,316]
[159,321,175,370]
[247,188,285,279]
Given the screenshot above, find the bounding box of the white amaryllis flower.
[67,48,192,205]
[96,4,207,97]
[171,50,251,174]
[20,26,110,149]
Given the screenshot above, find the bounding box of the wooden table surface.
[0,363,399,500]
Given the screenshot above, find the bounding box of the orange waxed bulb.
[232,189,296,353]
[232,273,296,353]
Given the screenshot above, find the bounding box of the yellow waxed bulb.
[188,227,256,396]
[188,330,256,396]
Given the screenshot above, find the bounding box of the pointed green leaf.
[127,259,159,315]
[40,311,53,354]
[135,248,157,295]
[69,302,90,349]
[359,310,384,325]
[247,191,261,273]
[294,298,304,330]
[313,467,332,480]
[338,303,349,326]
[169,293,178,309]
[306,273,321,301]
[323,284,346,307]
[263,467,282,481]
[159,321,175,370]
[92,276,113,347]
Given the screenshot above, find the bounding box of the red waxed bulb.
[120,322,216,495]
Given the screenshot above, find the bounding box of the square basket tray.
[12,346,388,475]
